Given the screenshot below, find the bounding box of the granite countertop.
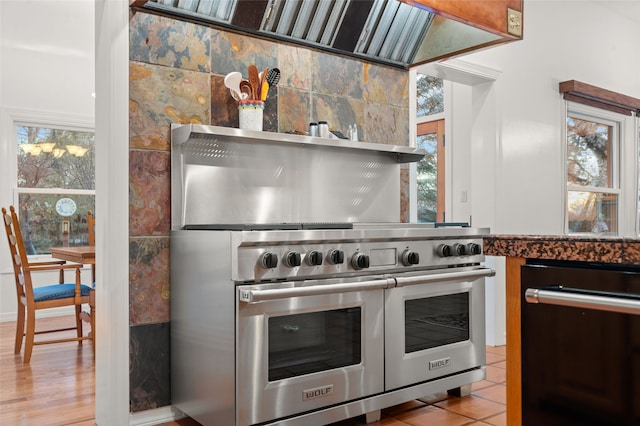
[483,234,640,265]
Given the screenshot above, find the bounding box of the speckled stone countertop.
[483,235,640,265]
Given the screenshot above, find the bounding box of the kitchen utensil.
[239,80,252,100]
[266,68,280,87]
[248,65,260,100]
[258,67,268,99]
[260,82,269,101]
[224,72,243,100]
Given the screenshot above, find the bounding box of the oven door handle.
[394,268,495,287]
[239,277,396,303]
[525,286,640,315]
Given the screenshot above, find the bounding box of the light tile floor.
[328,345,507,426]
[170,346,507,426]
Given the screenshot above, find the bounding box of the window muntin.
[566,109,620,235]
[16,124,95,255]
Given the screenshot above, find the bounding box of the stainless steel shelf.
[171,124,425,163]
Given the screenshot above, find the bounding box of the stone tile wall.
[128,10,410,411]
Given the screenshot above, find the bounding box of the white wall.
[0,0,95,321]
[422,0,640,345]
[459,0,640,235]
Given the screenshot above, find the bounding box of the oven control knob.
[453,243,466,256]
[436,244,453,257]
[467,243,482,255]
[327,249,345,265]
[306,250,323,266]
[259,252,278,269]
[283,251,302,267]
[351,252,370,270]
[401,250,420,266]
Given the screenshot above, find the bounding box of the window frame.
[1,108,95,263]
[562,101,638,236]
[416,119,445,222]
[410,70,451,224]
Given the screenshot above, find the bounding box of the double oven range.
[169,125,493,426]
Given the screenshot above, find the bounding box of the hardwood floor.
[0,315,95,426]
[0,315,506,426]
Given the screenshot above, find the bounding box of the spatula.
[266,68,281,88]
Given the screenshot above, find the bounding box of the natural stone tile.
[263,87,279,132]
[312,93,364,138]
[364,63,409,108]
[278,87,311,134]
[129,150,171,236]
[130,322,170,411]
[401,168,409,222]
[211,74,238,127]
[130,11,210,72]
[312,52,364,99]
[129,236,170,325]
[279,44,312,90]
[130,61,210,150]
[211,29,279,76]
[364,102,410,146]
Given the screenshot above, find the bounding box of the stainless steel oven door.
[385,267,493,391]
[236,276,392,426]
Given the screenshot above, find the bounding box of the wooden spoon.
[239,80,252,100]
[247,65,260,100]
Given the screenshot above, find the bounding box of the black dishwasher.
[521,260,640,426]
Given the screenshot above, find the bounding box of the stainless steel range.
[169,125,493,426]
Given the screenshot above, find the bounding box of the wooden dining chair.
[2,205,95,363]
[87,210,95,247]
[87,210,95,283]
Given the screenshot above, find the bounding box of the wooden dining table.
[50,245,96,284]
[50,245,96,265]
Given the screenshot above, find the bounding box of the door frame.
[417,119,445,222]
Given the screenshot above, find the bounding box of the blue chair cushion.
[33,283,93,302]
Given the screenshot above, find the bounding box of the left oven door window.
[268,307,361,381]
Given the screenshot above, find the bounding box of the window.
[560,80,640,236]
[565,103,636,236]
[417,74,443,117]
[417,120,444,222]
[15,123,95,255]
[416,74,445,223]
[566,110,618,234]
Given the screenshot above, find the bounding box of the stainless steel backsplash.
[171,125,425,229]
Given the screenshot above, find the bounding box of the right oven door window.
[404,292,470,353]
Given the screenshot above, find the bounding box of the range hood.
[132,0,523,69]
